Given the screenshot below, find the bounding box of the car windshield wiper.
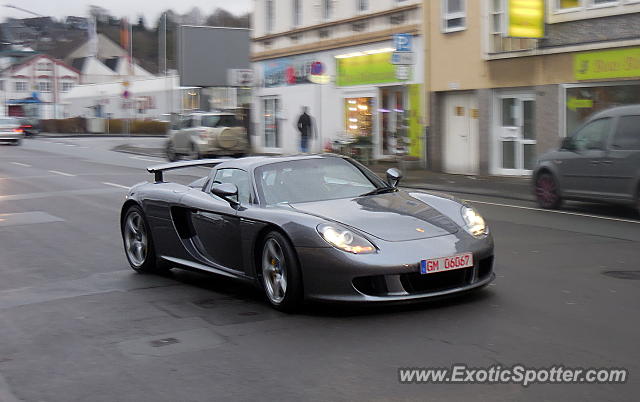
[359,187,397,197]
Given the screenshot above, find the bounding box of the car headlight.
[317,224,376,254]
[461,206,488,238]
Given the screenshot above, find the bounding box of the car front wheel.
[260,231,303,312]
[535,172,562,209]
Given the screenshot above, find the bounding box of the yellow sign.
[507,0,544,39]
[567,97,594,112]
[575,47,640,80]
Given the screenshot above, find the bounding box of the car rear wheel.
[260,232,303,312]
[535,172,562,209]
[189,143,202,160]
[122,205,167,274]
[166,140,178,162]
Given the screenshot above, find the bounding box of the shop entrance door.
[496,94,536,175]
[381,87,407,155]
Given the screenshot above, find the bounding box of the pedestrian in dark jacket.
[296,106,315,153]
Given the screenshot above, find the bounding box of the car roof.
[588,105,640,120]
[214,154,349,171]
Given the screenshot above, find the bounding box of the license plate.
[420,253,474,275]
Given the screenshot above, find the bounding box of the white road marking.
[465,199,640,224]
[130,155,161,162]
[65,144,77,147]
[10,162,31,167]
[48,170,76,177]
[102,182,129,189]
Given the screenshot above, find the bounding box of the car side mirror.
[561,137,576,152]
[386,168,403,188]
[211,183,239,205]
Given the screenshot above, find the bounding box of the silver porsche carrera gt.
[120,154,494,311]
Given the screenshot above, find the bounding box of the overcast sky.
[1,0,251,24]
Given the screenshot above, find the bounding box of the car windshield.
[201,114,239,128]
[255,158,382,205]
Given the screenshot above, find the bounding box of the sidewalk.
[113,143,533,202]
[367,162,532,202]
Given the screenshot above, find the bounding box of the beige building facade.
[425,0,640,176]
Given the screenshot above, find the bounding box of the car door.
[558,117,613,198]
[601,115,640,200]
[187,168,252,272]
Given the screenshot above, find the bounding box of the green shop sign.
[336,52,409,87]
[575,47,640,80]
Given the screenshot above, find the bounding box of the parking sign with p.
[393,34,412,52]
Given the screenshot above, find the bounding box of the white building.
[251,0,424,159]
[63,75,191,120]
[0,53,80,119]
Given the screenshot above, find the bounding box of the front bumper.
[297,233,495,303]
[0,132,24,141]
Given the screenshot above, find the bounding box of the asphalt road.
[1,137,639,402]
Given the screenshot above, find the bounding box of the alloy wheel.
[535,174,560,209]
[124,211,148,267]
[261,238,288,304]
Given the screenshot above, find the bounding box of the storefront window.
[344,97,373,139]
[565,84,640,135]
[263,97,280,148]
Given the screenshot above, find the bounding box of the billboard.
[177,26,250,87]
[507,0,545,39]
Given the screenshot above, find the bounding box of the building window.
[36,61,52,71]
[322,0,333,20]
[442,0,466,32]
[265,0,274,33]
[15,81,28,92]
[61,81,74,92]
[556,0,581,9]
[37,81,51,92]
[357,0,369,12]
[488,0,537,53]
[292,0,302,27]
[590,0,618,6]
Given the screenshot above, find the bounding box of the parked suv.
[166,112,249,161]
[533,105,640,215]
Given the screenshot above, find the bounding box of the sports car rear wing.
[147,159,229,183]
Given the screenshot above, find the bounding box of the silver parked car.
[166,112,249,161]
[0,117,24,145]
[533,105,640,215]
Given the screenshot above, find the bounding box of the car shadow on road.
[159,267,497,319]
[562,201,639,221]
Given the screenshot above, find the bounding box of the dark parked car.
[120,155,494,311]
[534,105,640,215]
